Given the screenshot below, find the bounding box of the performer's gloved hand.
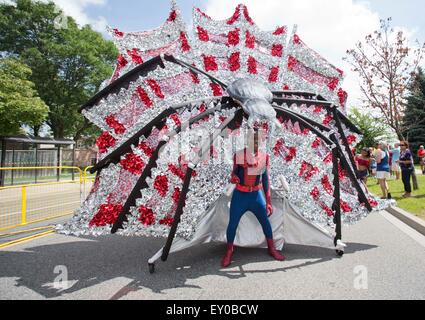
[230,176,240,185]
[267,203,273,217]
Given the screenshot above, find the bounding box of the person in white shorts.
[376,142,391,199]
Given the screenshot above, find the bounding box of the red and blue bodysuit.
[227,149,273,242]
[222,148,285,267]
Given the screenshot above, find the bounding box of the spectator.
[398,141,415,198]
[418,145,425,175]
[376,141,391,199]
[370,145,379,179]
[355,148,372,194]
[391,143,401,180]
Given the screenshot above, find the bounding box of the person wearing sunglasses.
[398,141,414,198]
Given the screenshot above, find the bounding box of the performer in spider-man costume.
[222,130,285,268]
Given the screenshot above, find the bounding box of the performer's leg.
[250,192,273,238]
[250,192,285,262]
[222,191,247,268]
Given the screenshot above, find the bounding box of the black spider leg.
[111,101,240,234]
[80,54,227,113]
[273,104,332,133]
[164,55,228,89]
[161,109,243,262]
[272,95,360,175]
[273,91,361,135]
[272,105,372,213]
[90,97,223,175]
[332,146,342,250]
[80,56,167,112]
[330,132,373,211]
[272,105,334,145]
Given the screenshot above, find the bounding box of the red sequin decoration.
[228,52,241,72]
[228,28,240,46]
[120,153,145,175]
[90,204,123,227]
[247,56,257,74]
[210,83,223,96]
[170,113,182,127]
[96,132,116,154]
[285,147,297,162]
[288,56,298,71]
[338,88,348,106]
[167,10,177,22]
[136,86,153,108]
[113,29,124,37]
[323,114,333,126]
[321,176,334,195]
[180,32,191,52]
[227,6,240,25]
[299,161,320,181]
[268,66,279,83]
[117,55,128,69]
[328,78,339,91]
[369,198,378,208]
[322,204,335,217]
[127,48,143,65]
[203,55,218,72]
[310,187,320,201]
[347,135,357,145]
[283,84,290,90]
[312,137,321,149]
[172,187,181,204]
[197,26,209,42]
[106,115,126,135]
[138,142,154,158]
[146,79,165,99]
[154,175,169,198]
[138,206,155,226]
[271,44,283,57]
[273,139,285,156]
[243,5,254,25]
[159,216,174,227]
[323,153,333,164]
[340,200,353,213]
[293,34,301,44]
[245,31,255,49]
[313,105,323,113]
[273,26,285,35]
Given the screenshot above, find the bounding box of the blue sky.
[80,0,425,41]
[19,0,420,107]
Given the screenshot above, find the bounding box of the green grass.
[367,174,425,221]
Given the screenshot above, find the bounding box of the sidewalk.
[0,215,71,247]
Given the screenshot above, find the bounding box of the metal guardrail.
[0,166,94,231]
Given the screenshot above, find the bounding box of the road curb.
[386,206,425,237]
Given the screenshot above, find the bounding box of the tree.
[345,18,425,140]
[0,0,118,140]
[348,107,395,150]
[403,68,425,161]
[0,58,49,136]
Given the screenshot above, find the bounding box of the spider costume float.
[58,1,392,273]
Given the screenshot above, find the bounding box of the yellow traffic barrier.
[0,166,93,231]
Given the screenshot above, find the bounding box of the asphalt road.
[0,210,425,300]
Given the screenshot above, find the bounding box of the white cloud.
[45,0,108,33]
[204,0,417,108]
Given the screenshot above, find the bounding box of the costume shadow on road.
[0,236,377,299]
